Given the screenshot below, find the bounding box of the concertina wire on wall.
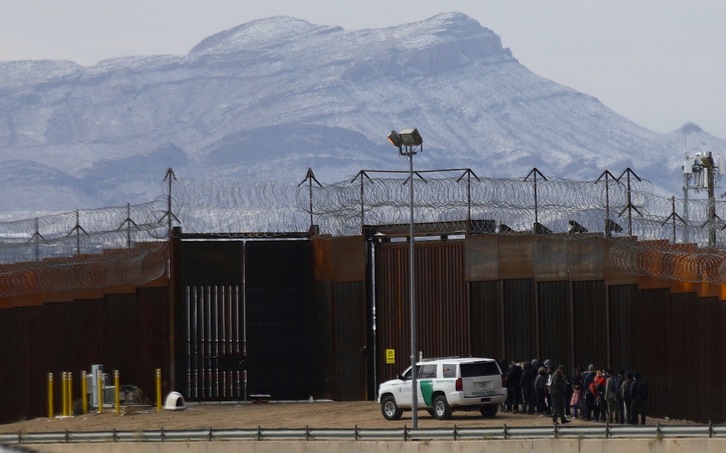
[2,167,726,295]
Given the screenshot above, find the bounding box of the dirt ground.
[0,401,689,433]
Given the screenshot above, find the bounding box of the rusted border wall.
[0,286,170,424]
[375,240,469,383]
[311,236,368,401]
[174,239,317,402]
[3,232,726,424]
[375,234,726,423]
[172,236,369,404]
[0,235,370,424]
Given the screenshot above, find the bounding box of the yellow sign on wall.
[385,349,395,364]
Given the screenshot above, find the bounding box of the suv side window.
[419,364,437,379]
[461,362,500,377]
[442,364,457,378]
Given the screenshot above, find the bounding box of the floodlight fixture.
[398,128,423,147]
[387,130,403,150]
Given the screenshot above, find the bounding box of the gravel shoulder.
[0,401,687,433]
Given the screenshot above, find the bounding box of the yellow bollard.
[61,372,68,417]
[67,372,73,416]
[97,373,104,414]
[81,370,88,415]
[114,370,120,415]
[156,368,162,412]
[48,372,54,419]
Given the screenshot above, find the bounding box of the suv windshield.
[401,367,412,380]
[461,362,500,377]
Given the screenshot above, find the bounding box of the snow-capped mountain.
[0,12,723,219]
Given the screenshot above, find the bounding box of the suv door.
[417,364,438,407]
[395,367,414,408]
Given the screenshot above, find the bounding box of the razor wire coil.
[3,168,726,293]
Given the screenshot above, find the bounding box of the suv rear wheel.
[432,395,452,420]
[480,404,498,418]
[380,395,403,420]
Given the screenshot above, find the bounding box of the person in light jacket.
[534,367,548,415]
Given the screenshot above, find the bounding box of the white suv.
[377,357,507,420]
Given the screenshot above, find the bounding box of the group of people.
[500,358,650,425]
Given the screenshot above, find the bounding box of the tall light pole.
[682,153,704,243]
[700,152,718,247]
[387,128,423,428]
[682,152,721,245]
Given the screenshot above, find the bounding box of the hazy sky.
[1,0,724,139]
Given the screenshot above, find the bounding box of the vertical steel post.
[388,129,422,429]
[706,159,716,247]
[407,146,418,429]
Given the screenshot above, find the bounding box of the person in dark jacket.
[498,358,509,412]
[630,372,649,424]
[528,359,541,414]
[549,365,570,425]
[505,359,523,412]
[622,372,634,424]
[520,361,535,414]
[582,364,596,421]
[571,367,584,418]
[616,370,627,424]
[535,367,548,415]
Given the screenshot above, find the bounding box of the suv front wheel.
[380,395,403,420]
[432,395,452,420]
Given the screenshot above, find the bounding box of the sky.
[1,0,725,139]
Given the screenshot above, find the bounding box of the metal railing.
[2,423,726,444]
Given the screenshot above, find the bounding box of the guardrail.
[2,424,726,444]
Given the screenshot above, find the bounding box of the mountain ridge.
[0,12,723,220]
